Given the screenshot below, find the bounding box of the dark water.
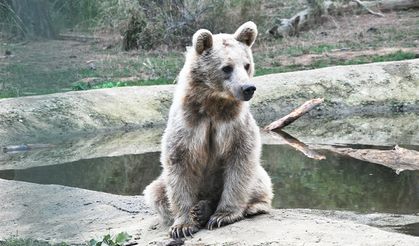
[395,223,419,237]
[0,145,418,214]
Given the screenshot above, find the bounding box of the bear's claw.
[169,223,199,239]
[207,211,243,230]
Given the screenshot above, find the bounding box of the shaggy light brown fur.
[143,21,273,239]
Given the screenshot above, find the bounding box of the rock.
[367,27,379,33]
[0,85,173,146]
[86,60,97,70]
[0,179,417,245]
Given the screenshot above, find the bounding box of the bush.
[1,0,265,48]
[122,0,265,50]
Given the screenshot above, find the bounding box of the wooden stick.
[269,130,326,160]
[2,144,54,153]
[264,98,324,131]
[352,0,385,17]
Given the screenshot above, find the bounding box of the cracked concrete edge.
[0,59,418,146]
[1,112,418,171]
[0,127,163,170]
[0,179,418,245]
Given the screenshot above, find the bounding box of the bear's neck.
[182,83,244,125]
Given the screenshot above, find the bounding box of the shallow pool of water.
[395,222,419,236]
[1,144,418,214]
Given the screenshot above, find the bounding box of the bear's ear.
[234,21,258,47]
[193,29,213,55]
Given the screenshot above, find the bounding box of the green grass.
[308,44,337,53]
[0,237,66,246]
[255,65,301,76]
[371,50,416,62]
[0,232,132,246]
[88,232,131,246]
[0,41,183,98]
[0,64,98,98]
[72,78,173,91]
[308,50,416,69]
[255,50,417,76]
[282,44,338,56]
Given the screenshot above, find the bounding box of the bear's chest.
[189,120,240,162]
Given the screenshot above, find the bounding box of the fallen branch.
[264,98,324,131]
[269,1,335,38]
[352,0,384,17]
[269,130,326,160]
[2,144,54,153]
[319,145,419,173]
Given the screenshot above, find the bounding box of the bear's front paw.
[190,200,213,227]
[207,210,243,230]
[170,222,199,239]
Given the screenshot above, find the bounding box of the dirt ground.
[0,10,418,98]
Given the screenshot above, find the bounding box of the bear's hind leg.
[245,166,273,217]
[143,176,173,225]
[245,200,271,216]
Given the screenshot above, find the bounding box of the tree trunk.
[6,0,56,39]
[269,0,419,38]
[372,0,419,10]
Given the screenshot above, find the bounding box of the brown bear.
[143,21,273,239]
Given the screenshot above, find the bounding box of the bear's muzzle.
[241,84,256,101]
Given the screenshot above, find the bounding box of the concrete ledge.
[0,59,418,146]
[0,179,418,245]
[1,113,418,171]
[0,85,173,145]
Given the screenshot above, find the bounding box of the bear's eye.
[222,65,234,74]
[244,63,250,71]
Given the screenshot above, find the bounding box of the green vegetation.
[0,41,182,97]
[0,233,132,246]
[308,50,417,69]
[279,44,339,57]
[121,0,264,50]
[1,0,265,46]
[255,65,301,76]
[0,237,66,246]
[0,1,27,39]
[89,232,131,246]
[256,50,416,76]
[72,78,172,91]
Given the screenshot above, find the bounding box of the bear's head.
[189,21,258,101]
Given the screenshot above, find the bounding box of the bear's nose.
[242,84,256,101]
